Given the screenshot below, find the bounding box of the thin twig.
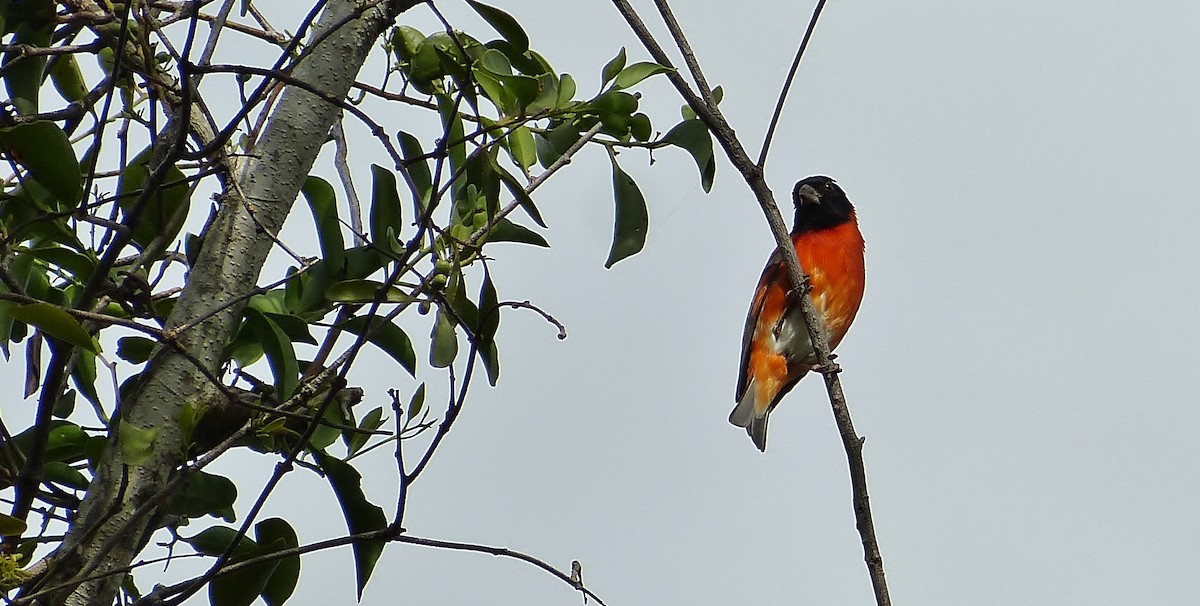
[395,534,607,606]
[651,0,715,107]
[757,0,827,168]
[194,0,236,71]
[499,300,566,340]
[331,117,367,245]
[130,529,608,606]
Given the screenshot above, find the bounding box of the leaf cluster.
[0,1,717,604]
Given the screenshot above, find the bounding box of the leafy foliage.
[0,1,716,604]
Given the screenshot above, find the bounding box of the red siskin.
[730,176,866,451]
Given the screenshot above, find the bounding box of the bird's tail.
[729,390,769,452]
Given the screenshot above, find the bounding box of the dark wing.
[734,251,784,401]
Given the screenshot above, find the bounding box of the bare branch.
[610,3,892,605]
[651,0,716,107]
[499,300,567,340]
[331,117,367,245]
[394,534,607,606]
[127,529,608,606]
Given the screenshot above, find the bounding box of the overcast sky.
[10,1,1200,605]
[288,2,1200,604]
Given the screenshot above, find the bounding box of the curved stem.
[757,0,827,168]
[609,2,891,604]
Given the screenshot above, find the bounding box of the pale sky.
[301,2,1200,604]
[10,1,1200,605]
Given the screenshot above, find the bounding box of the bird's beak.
[797,184,821,206]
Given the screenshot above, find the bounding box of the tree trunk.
[32,2,403,604]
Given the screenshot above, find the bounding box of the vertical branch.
[650,0,715,107]
[331,117,367,245]
[33,2,405,604]
[609,2,891,605]
[757,0,827,168]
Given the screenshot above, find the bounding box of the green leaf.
[486,218,549,247]
[527,72,560,113]
[475,65,512,116]
[24,331,42,398]
[614,61,670,89]
[70,348,101,409]
[479,48,512,75]
[338,316,417,377]
[187,520,290,604]
[446,270,478,328]
[391,25,425,65]
[461,152,500,222]
[118,423,158,466]
[397,131,432,209]
[52,388,75,419]
[437,94,467,176]
[247,290,289,316]
[258,518,301,606]
[213,539,282,606]
[326,279,414,305]
[27,245,97,284]
[0,121,82,207]
[116,336,156,364]
[179,400,206,455]
[12,421,90,463]
[301,176,345,269]
[406,51,441,95]
[662,119,716,193]
[486,40,550,76]
[629,112,652,142]
[604,159,650,269]
[245,308,299,400]
[473,65,540,116]
[429,309,458,368]
[507,125,536,170]
[0,513,28,536]
[49,53,88,102]
[558,73,577,105]
[476,275,500,386]
[407,383,426,419]
[3,17,52,115]
[369,164,402,245]
[314,451,387,599]
[307,404,346,451]
[282,270,328,319]
[590,90,639,116]
[681,84,723,120]
[9,302,96,352]
[491,159,545,227]
[432,42,470,85]
[42,461,88,490]
[534,122,579,169]
[274,313,317,346]
[467,0,529,52]
[346,406,384,457]
[184,525,254,557]
[225,325,264,368]
[115,146,191,250]
[601,47,627,87]
[166,471,238,522]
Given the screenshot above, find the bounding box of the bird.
[729,176,865,451]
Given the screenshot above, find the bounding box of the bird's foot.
[812,358,842,375]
